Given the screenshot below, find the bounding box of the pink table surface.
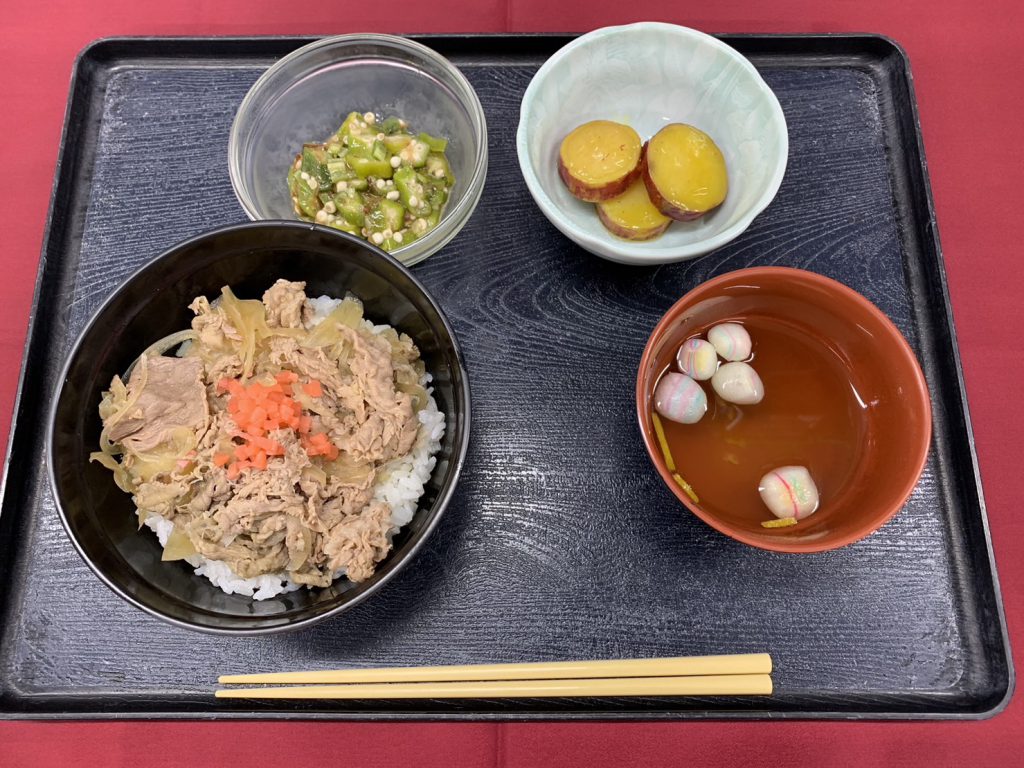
[2,0,1022,765]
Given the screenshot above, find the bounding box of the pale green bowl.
[516,23,788,264]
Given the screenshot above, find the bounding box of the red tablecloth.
[2,0,1021,765]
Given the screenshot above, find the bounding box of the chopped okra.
[287,111,455,252]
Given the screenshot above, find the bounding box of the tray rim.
[0,31,1012,722]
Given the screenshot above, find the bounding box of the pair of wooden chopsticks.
[215,653,773,699]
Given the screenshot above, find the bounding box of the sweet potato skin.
[596,202,671,240]
[596,175,672,240]
[558,153,641,202]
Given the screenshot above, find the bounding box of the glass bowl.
[229,34,488,266]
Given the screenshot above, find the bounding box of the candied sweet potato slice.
[558,120,642,202]
[596,176,671,241]
[642,124,728,221]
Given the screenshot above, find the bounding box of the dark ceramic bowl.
[48,221,470,634]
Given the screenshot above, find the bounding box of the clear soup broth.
[656,313,867,527]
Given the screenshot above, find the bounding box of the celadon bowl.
[516,23,788,264]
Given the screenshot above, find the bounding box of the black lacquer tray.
[0,34,1011,719]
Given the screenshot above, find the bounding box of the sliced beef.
[105,355,209,454]
[133,475,191,517]
[267,337,348,397]
[340,329,418,462]
[262,279,310,329]
[207,352,243,383]
[189,296,240,350]
[322,502,393,583]
[320,478,375,522]
[186,472,232,514]
[196,540,290,579]
[288,566,335,588]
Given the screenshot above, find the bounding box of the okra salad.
[287,111,455,252]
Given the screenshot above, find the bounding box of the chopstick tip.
[219,674,259,684]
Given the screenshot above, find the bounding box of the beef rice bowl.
[92,279,445,599]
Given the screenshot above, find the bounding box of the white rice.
[306,294,343,321]
[142,294,445,600]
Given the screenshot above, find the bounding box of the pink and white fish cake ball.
[708,323,752,361]
[654,372,707,424]
[676,338,718,380]
[759,465,820,520]
[711,361,764,405]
